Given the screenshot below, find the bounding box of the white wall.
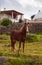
[0,13,23,22]
[0,13,11,20]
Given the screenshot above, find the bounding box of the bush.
[1,18,12,26]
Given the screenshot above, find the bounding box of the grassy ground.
[0,34,42,65]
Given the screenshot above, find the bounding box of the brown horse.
[10,22,29,54]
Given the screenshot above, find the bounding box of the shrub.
[1,18,12,26]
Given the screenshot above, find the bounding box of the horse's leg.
[22,41,25,53]
[18,41,21,55]
[11,40,16,52]
[13,40,16,52]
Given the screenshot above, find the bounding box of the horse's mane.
[20,24,24,30]
[20,23,26,32]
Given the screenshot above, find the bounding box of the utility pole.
[0,3,1,19]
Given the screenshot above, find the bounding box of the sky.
[0,0,42,19]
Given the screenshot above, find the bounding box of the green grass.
[30,32,42,35]
[26,34,42,42]
[0,34,42,65]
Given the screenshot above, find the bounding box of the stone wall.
[29,23,42,32]
[0,23,23,34]
[0,22,42,34]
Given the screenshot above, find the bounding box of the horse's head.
[24,22,29,32]
[20,20,29,33]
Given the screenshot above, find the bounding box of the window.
[13,14,16,19]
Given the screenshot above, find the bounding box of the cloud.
[0,0,42,19]
[9,0,24,12]
[0,0,23,11]
[35,0,42,3]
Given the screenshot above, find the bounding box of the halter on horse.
[10,22,29,54]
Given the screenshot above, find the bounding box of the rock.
[0,56,9,64]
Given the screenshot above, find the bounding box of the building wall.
[0,13,23,22]
[0,13,12,20]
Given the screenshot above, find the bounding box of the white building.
[0,10,24,22]
[34,10,42,20]
[31,10,42,23]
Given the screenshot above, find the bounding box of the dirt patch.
[0,38,6,40]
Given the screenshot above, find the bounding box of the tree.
[31,15,35,20]
[1,18,12,26]
[19,18,23,23]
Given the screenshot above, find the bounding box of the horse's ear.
[25,22,26,25]
[28,22,29,24]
